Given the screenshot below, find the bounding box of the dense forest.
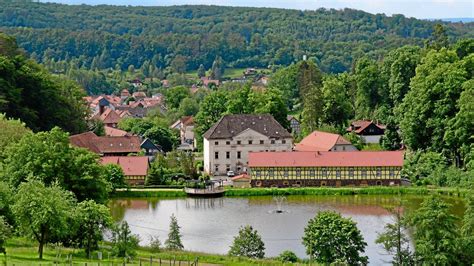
[1,1,473,75]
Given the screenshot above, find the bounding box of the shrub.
[278,250,298,263]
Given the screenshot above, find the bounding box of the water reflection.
[109,195,465,265]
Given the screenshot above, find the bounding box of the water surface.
[109,195,465,265]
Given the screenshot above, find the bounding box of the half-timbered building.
[248,151,403,187]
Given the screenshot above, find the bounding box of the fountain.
[273,196,287,213]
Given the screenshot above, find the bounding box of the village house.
[347,120,386,144]
[248,151,404,187]
[287,115,301,135]
[70,132,141,156]
[295,130,358,152]
[171,116,196,150]
[104,126,130,137]
[203,114,293,176]
[201,77,220,87]
[101,156,149,185]
[93,107,123,128]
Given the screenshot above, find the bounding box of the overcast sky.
[40,0,473,19]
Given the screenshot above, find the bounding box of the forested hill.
[1,1,473,73]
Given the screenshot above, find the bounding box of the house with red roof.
[93,107,122,128]
[101,156,149,185]
[248,151,403,187]
[70,132,141,156]
[347,120,386,144]
[104,126,130,137]
[295,130,357,152]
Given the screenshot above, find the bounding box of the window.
[226,151,230,159]
[361,169,367,177]
[336,170,341,178]
[254,170,260,177]
[237,151,241,159]
[283,169,289,177]
[248,140,253,145]
[214,165,219,172]
[271,139,275,144]
[389,170,395,177]
[309,169,315,177]
[296,168,301,178]
[322,167,328,177]
[226,165,231,172]
[214,141,219,145]
[226,141,230,145]
[260,140,264,144]
[282,139,286,144]
[376,167,382,177]
[342,146,346,151]
[237,140,241,145]
[214,152,219,159]
[349,167,354,177]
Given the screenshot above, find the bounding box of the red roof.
[347,120,386,134]
[231,174,251,181]
[95,108,122,124]
[181,116,194,126]
[104,126,129,137]
[101,156,149,177]
[70,132,141,154]
[295,131,352,152]
[248,151,404,167]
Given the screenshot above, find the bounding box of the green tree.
[228,225,265,259]
[354,57,383,119]
[1,127,109,203]
[302,211,368,265]
[301,84,324,135]
[197,64,206,78]
[254,88,289,129]
[165,214,184,250]
[103,163,127,192]
[401,151,447,185]
[210,56,224,80]
[321,74,354,127]
[426,24,449,50]
[459,195,474,264]
[194,90,228,150]
[0,113,30,159]
[0,216,12,257]
[376,203,414,265]
[165,86,190,110]
[410,196,459,265]
[0,182,14,225]
[278,250,298,263]
[74,200,112,258]
[111,221,139,258]
[178,97,199,116]
[13,181,76,259]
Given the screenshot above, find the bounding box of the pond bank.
[111,186,470,198]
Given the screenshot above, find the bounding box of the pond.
[109,195,465,265]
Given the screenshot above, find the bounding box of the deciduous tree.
[302,211,368,265]
[228,225,265,259]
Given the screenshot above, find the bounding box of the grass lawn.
[4,237,307,265]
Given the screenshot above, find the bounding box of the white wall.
[204,129,293,176]
[331,144,358,151]
[361,135,382,144]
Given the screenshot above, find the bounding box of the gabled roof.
[248,151,404,167]
[295,131,352,152]
[347,120,386,134]
[70,132,141,154]
[203,114,291,140]
[95,108,122,124]
[104,126,129,137]
[101,156,149,176]
[181,116,194,126]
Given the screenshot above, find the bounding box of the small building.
[141,138,162,156]
[347,120,386,144]
[120,89,130,99]
[248,151,404,187]
[231,174,251,188]
[287,115,301,135]
[171,116,196,150]
[203,114,293,176]
[101,156,149,185]
[93,108,122,128]
[104,126,129,137]
[295,130,357,152]
[70,132,141,156]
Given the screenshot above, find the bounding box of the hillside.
[0,1,473,73]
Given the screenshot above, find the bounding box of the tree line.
[1,1,473,78]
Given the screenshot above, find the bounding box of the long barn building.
[248,151,404,187]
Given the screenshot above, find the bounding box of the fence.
[5,256,201,266]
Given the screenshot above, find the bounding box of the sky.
[40,0,474,19]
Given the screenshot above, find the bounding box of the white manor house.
[203,114,293,176]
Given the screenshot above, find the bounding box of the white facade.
[331,144,358,151]
[204,129,293,175]
[361,135,383,144]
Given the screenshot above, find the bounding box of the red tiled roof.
[121,89,130,97]
[248,151,404,167]
[132,91,147,98]
[232,174,251,181]
[181,116,194,126]
[95,108,122,124]
[70,132,141,154]
[101,156,149,176]
[104,126,129,137]
[295,131,352,152]
[347,120,386,134]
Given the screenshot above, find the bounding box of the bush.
[228,225,265,259]
[278,250,298,263]
[149,235,161,252]
[111,221,139,258]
